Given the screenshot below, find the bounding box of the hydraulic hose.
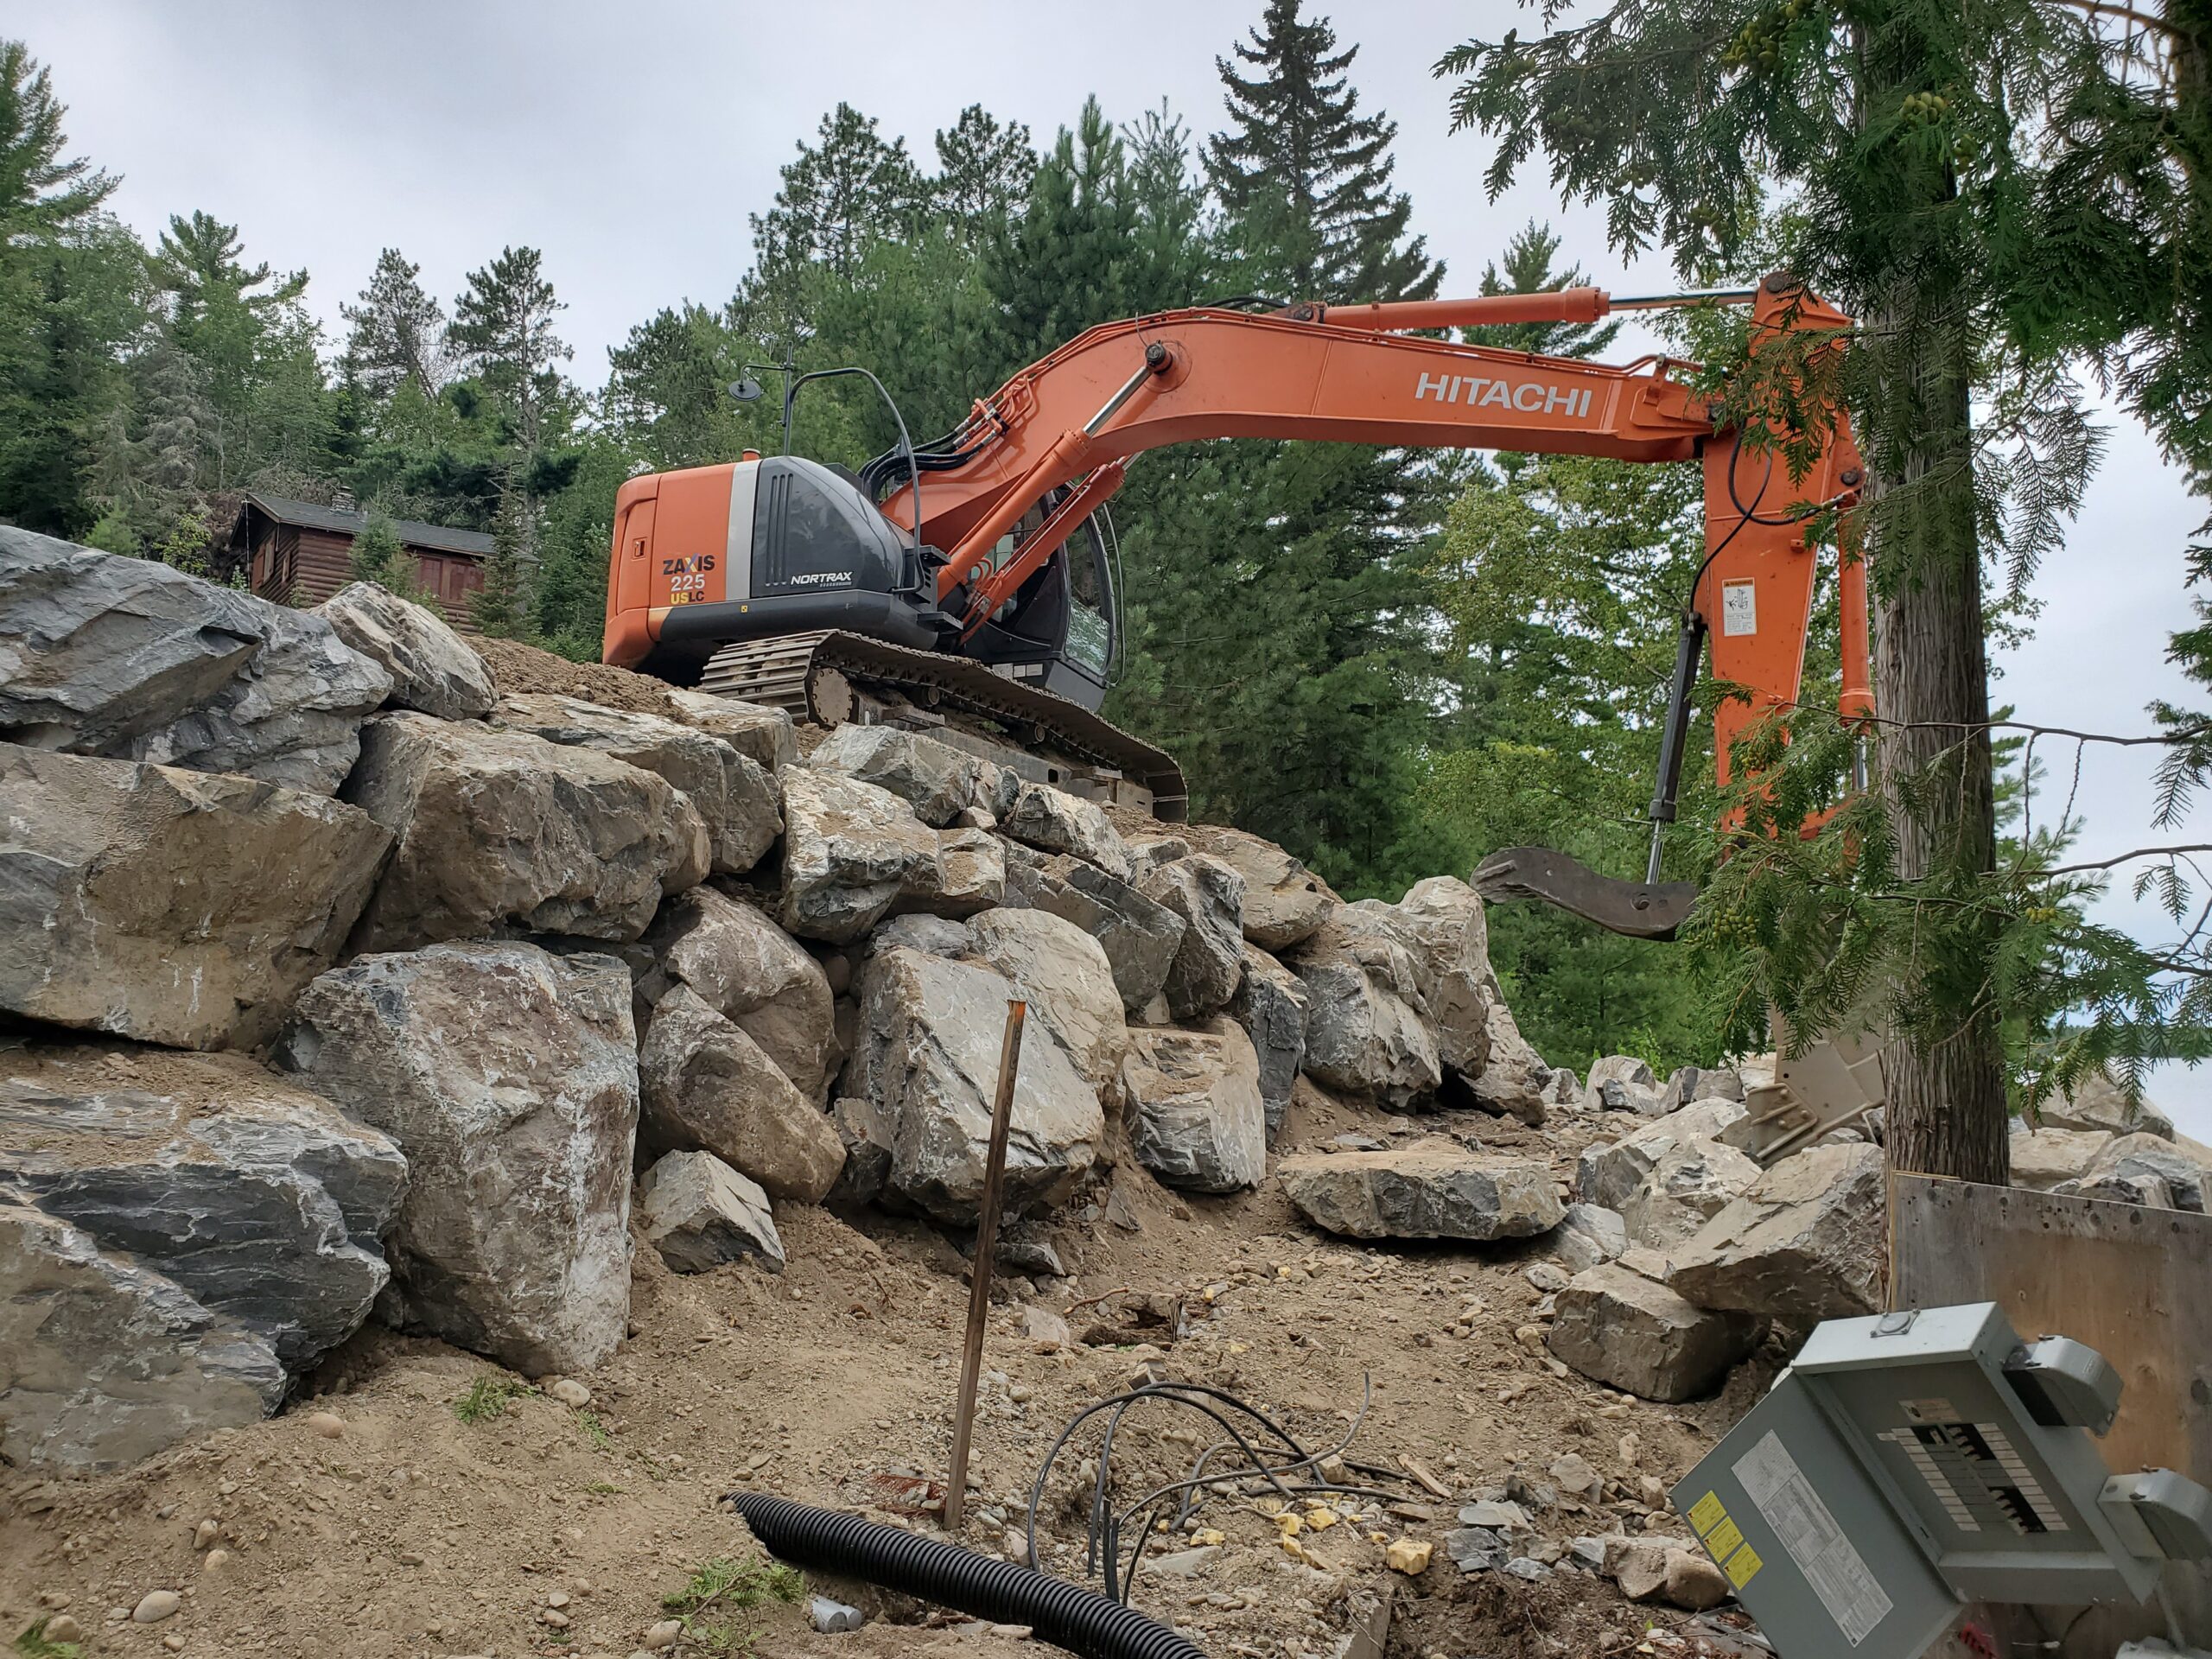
[725,1491,1206,1659]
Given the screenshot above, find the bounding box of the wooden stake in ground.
[946,999,1027,1533]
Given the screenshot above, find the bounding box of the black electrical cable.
[725,1491,1205,1659]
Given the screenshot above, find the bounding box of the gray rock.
[2036,1069,2174,1141]
[639,985,845,1202]
[1467,997,1554,1127]
[1656,1065,1746,1114]
[344,712,709,950]
[276,942,639,1375]
[1669,1141,1888,1329]
[778,766,940,944]
[315,581,495,721]
[642,887,837,1104]
[1575,1097,1752,1211]
[2008,1125,2114,1191]
[964,908,1128,1090]
[1663,1548,1732,1611]
[866,913,972,957]
[1140,854,1248,1020]
[1287,910,1441,1109]
[496,691,779,875]
[1622,1139,1764,1249]
[1583,1054,1667,1116]
[1446,1527,1509,1573]
[637,1149,785,1274]
[1549,1203,1630,1273]
[1384,877,1491,1077]
[1547,1263,1758,1402]
[0,1198,286,1472]
[826,1094,894,1209]
[1002,849,1185,1015]
[849,946,1104,1223]
[1589,1054,1656,1092]
[663,687,798,773]
[0,1051,405,1370]
[0,747,391,1049]
[1278,1143,1561,1241]
[810,723,982,826]
[1001,781,1132,880]
[904,824,1005,919]
[1228,944,1308,1143]
[2052,1169,2177,1208]
[1458,1500,1529,1531]
[1504,1557,1552,1582]
[1200,827,1337,951]
[0,526,391,793]
[1123,1019,1268,1193]
[1123,835,1192,882]
[2081,1130,2209,1211]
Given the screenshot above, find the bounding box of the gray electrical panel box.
[1674,1303,2212,1659]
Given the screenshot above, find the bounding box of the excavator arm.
[882,274,1871,837]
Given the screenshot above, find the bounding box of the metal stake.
[946,999,1027,1533]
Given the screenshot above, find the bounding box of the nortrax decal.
[1415,371,1593,417]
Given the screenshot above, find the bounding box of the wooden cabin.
[230,493,496,627]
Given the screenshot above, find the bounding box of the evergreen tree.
[932,105,1035,247]
[750,105,925,289]
[342,247,448,400]
[1205,0,1439,302]
[447,245,571,456]
[471,490,531,637]
[347,508,413,593]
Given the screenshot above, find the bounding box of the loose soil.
[0,1074,1789,1659]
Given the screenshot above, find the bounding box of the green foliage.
[13,1618,84,1659]
[471,493,532,638]
[452,1373,535,1424]
[574,1408,613,1452]
[661,1555,804,1656]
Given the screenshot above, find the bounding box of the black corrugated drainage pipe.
[725,1491,1207,1659]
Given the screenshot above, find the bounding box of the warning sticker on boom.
[1734,1431,1893,1646]
[1721,579,1758,636]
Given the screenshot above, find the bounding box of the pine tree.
[471,491,531,638]
[0,41,115,236]
[448,245,570,456]
[1205,0,1439,303]
[342,248,448,400]
[348,509,413,593]
[932,106,1035,248]
[750,105,925,288]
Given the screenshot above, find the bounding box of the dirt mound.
[469,635,687,719]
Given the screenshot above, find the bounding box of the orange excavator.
[601,272,1871,944]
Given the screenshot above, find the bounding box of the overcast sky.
[22,0,2208,1130]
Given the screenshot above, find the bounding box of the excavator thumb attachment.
[1471,847,1700,942]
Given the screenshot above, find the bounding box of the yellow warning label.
[1706,1516,1745,1560]
[1726,1542,1764,1589]
[1688,1491,1727,1536]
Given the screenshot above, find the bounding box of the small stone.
[1504,1556,1552,1580]
[549,1379,593,1409]
[132,1590,181,1624]
[1663,1547,1731,1610]
[42,1616,84,1643]
[1638,1475,1669,1509]
[307,1410,345,1439]
[644,1618,684,1649]
[1457,1501,1527,1530]
[397,1551,424,1567]
[201,1548,232,1573]
[193,1518,219,1548]
[1548,1452,1603,1502]
[1144,1546,1220,1580]
[1524,1262,1570,1294]
[1385,1536,1434,1574]
[543,1607,571,1628]
[1611,1538,1669,1600]
[162,1637,185,1654]
[547,1589,572,1609]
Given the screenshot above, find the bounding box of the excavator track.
[696,631,1191,821]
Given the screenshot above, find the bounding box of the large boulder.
[636,1149,785,1274]
[0,1198,286,1473]
[1383,878,1492,1077]
[1575,1097,1751,1211]
[1123,1019,1268,1193]
[0,747,391,1049]
[497,691,779,875]
[2078,1131,2210,1211]
[1287,910,1441,1109]
[1001,780,1132,880]
[1228,944,1308,1142]
[810,724,982,827]
[904,824,1006,919]
[2035,1070,2174,1141]
[1004,848,1186,1015]
[1140,854,1248,1020]
[1201,826,1337,951]
[1668,1141,1887,1329]
[344,713,709,950]
[1656,1065,1746,1114]
[1549,1202,1630,1273]
[1548,1265,1758,1402]
[1279,1143,1561,1241]
[664,687,798,773]
[1467,996,1555,1127]
[1621,1138,1764,1249]
[964,908,1128,1090]
[0,526,391,794]
[275,943,639,1376]
[1584,1055,1666,1116]
[848,945,1103,1223]
[641,887,837,1103]
[0,1047,406,1371]
[778,766,941,944]
[2008,1125,2113,1191]
[315,581,495,721]
[638,985,844,1202]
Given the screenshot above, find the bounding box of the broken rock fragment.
[963,907,1128,1090]
[1278,1143,1561,1241]
[809,723,982,826]
[1003,848,1185,1015]
[641,886,837,1103]
[1124,1019,1268,1193]
[1228,944,1308,1142]
[664,687,798,772]
[1382,877,1492,1078]
[1546,1263,1757,1402]
[1621,1137,1764,1249]
[778,766,940,943]
[1200,825,1338,950]
[638,985,845,1202]
[1667,1141,1887,1329]
[637,1149,786,1274]
[1287,909,1441,1109]
[1140,854,1248,1020]
[1001,780,1132,880]
[316,580,495,721]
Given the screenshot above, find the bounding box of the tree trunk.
[1865,329,2012,1186]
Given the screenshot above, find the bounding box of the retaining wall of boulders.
[5,524,2208,1478]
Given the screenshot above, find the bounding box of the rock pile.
[7,531,2209,1491]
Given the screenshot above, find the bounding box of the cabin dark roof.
[234,493,495,558]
